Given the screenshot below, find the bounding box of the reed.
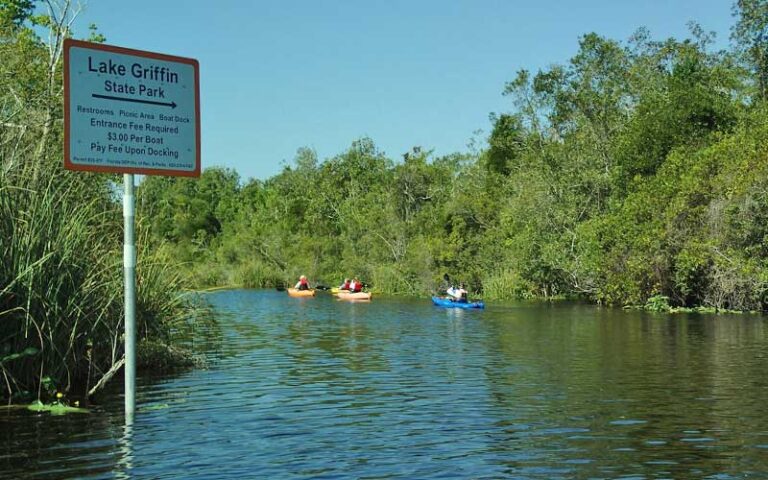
[0,9,212,403]
[481,269,533,301]
[0,164,209,402]
[369,264,413,295]
[232,259,284,288]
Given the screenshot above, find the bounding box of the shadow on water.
[2,290,768,479]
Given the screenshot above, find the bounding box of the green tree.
[732,0,768,100]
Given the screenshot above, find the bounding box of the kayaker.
[448,283,468,303]
[445,285,457,300]
[339,278,351,290]
[295,275,310,291]
[350,277,363,293]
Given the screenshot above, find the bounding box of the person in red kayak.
[295,275,310,291]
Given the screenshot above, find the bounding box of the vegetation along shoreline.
[3,1,768,406]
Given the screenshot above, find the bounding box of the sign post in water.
[64,39,200,423]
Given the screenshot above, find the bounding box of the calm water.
[2,289,768,479]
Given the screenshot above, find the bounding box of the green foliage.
[27,400,89,415]
[482,269,533,301]
[0,347,38,365]
[732,0,768,99]
[137,11,768,315]
[644,295,672,313]
[487,113,525,175]
[0,0,33,28]
[0,7,210,402]
[617,30,739,181]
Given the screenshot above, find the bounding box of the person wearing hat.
[295,275,310,291]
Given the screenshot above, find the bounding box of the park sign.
[63,40,201,422]
[64,39,200,177]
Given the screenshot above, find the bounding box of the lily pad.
[27,400,89,415]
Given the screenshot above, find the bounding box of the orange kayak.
[336,291,372,301]
[287,288,315,297]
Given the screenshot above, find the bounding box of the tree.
[616,31,739,181]
[732,0,768,100]
[487,113,525,175]
[0,0,34,28]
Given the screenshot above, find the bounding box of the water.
[2,289,768,479]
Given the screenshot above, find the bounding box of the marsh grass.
[232,259,284,289]
[481,269,533,301]
[0,10,213,403]
[0,165,211,402]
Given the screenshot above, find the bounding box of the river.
[2,289,768,479]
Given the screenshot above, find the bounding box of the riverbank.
[0,12,218,405]
[183,272,765,315]
[0,163,215,404]
[137,6,768,315]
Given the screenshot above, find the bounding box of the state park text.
[89,56,178,99]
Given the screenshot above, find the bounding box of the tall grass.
[0,164,209,402]
[0,12,213,402]
[481,269,534,301]
[231,259,284,289]
[369,264,414,295]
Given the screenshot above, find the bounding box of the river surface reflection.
[2,289,767,478]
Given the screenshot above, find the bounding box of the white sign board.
[64,39,200,177]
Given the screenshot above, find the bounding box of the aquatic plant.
[27,400,89,415]
[0,2,213,403]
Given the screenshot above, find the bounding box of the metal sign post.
[123,174,136,421]
[64,39,200,422]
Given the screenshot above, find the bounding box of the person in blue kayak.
[338,278,351,290]
[295,275,310,291]
[447,283,469,303]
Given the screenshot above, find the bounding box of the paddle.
[441,273,455,292]
[435,273,451,297]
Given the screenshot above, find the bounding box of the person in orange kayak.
[350,277,363,293]
[338,278,351,290]
[295,275,310,291]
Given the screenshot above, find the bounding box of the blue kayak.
[431,296,485,309]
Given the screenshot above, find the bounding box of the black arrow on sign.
[91,93,177,109]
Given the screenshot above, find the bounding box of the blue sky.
[78,1,735,181]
